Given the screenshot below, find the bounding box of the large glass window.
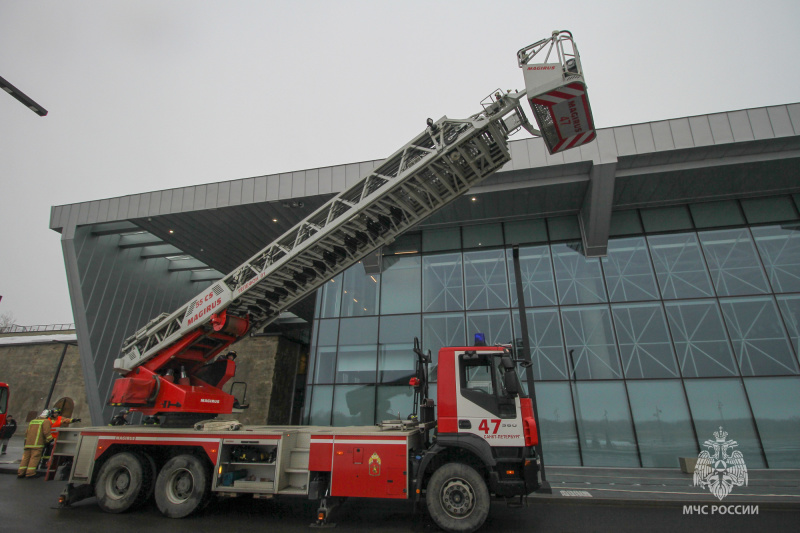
[699,228,770,296]
[335,346,377,384]
[684,379,766,468]
[423,313,466,368]
[504,218,548,245]
[552,243,607,305]
[533,382,581,466]
[562,306,621,380]
[335,317,378,384]
[719,297,798,376]
[378,314,420,383]
[308,385,333,425]
[665,301,738,377]
[376,385,415,422]
[641,206,693,233]
[609,210,643,237]
[776,295,800,360]
[332,385,375,426]
[572,381,639,467]
[463,223,503,249]
[648,233,714,299]
[318,275,343,318]
[627,381,698,467]
[741,196,798,225]
[548,215,581,241]
[506,245,557,307]
[313,319,339,384]
[307,213,800,466]
[690,200,745,229]
[423,253,464,312]
[602,237,659,302]
[512,309,568,380]
[744,377,800,468]
[612,303,679,379]
[466,310,513,346]
[340,262,380,317]
[380,256,421,314]
[422,227,461,252]
[751,224,800,293]
[464,249,509,310]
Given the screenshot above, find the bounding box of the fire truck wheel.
[135,452,157,507]
[94,452,148,513]
[155,454,211,518]
[426,463,490,533]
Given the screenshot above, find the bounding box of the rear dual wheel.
[154,454,211,518]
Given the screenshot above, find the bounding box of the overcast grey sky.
[1,0,799,326]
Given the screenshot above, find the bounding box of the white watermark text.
[683,505,759,515]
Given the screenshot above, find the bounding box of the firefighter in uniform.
[49,408,80,440]
[17,410,53,478]
[41,408,80,468]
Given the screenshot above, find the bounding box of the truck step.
[278,487,307,495]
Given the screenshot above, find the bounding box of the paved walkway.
[2,434,798,507]
[540,465,800,507]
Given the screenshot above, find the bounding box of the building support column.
[60,224,104,425]
[579,161,617,257]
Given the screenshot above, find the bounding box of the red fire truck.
[56,342,539,532]
[0,382,9,430]
[51,31,594,533]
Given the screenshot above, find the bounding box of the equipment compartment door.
[330,437,408,499]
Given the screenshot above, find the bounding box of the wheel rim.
[440,477,475,519]
[106,466,132,500]
[165,467,195,504]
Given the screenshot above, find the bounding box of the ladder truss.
[115,90,532,374]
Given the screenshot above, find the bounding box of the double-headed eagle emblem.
[693,427,748,500]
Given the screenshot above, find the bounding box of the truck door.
[455,352,525,446]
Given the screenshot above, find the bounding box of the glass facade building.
[304,195,800,469]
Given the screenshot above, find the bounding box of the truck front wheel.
[154,454,210,518]
[94,451,150,513]
[426,463,490,533]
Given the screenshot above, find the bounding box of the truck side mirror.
[503,371,520,396]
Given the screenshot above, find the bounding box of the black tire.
[135,452,156,507]
[154,454,210,518]
[426,463,490,533]
[94,452,148,513]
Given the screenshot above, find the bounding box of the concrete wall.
[0,331,306,429]
[0,336,90,425]
[219,334,306,426]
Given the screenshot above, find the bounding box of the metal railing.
[0,323,75,334]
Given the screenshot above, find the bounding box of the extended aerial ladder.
[108,31,595,421]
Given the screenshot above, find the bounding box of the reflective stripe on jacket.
[24,418,52,449]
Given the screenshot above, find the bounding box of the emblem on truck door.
[368,452,381,476]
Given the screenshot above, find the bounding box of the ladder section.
[116,90,530,374]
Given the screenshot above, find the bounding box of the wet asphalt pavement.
[1,472,798,533]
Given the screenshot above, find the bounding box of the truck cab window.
[459,353,516,418]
